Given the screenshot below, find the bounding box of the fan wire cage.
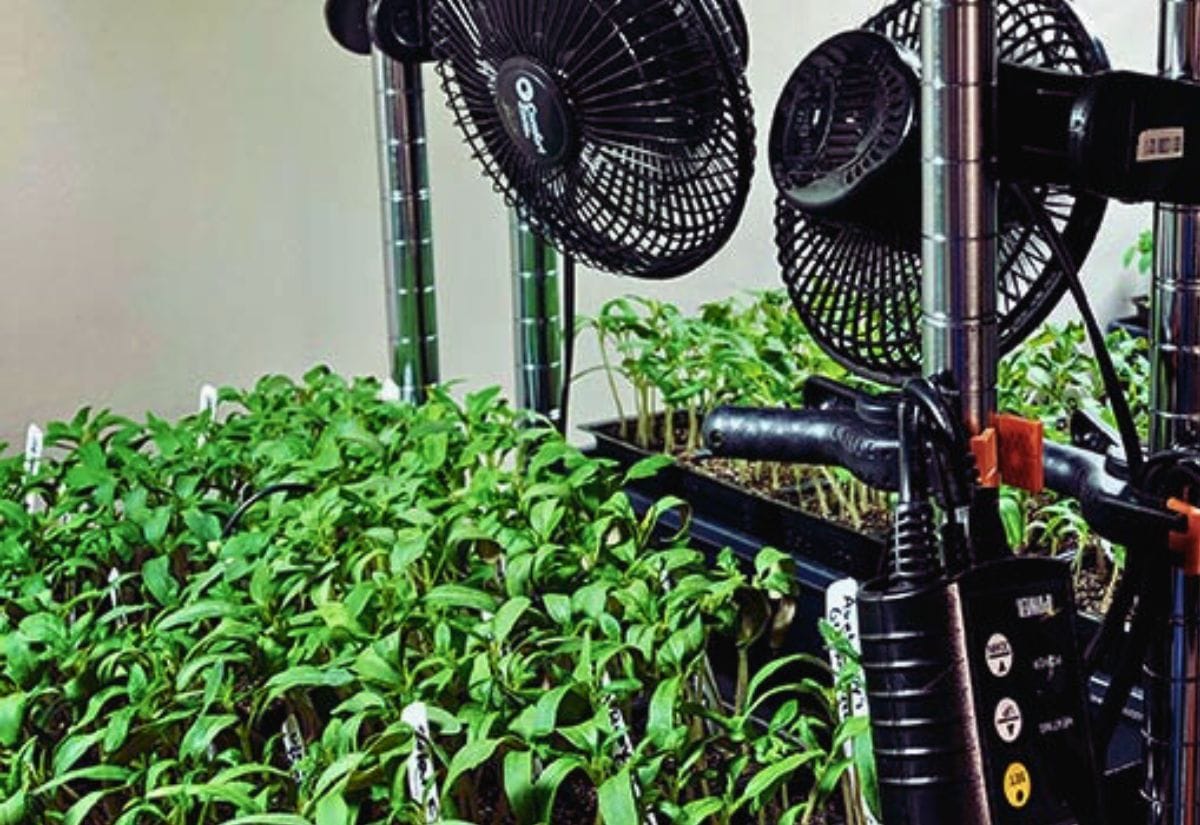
[430,0,756,278]
[775,0,1109,384]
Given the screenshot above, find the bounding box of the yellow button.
[1004,762,1032,809]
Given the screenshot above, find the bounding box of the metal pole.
[920,0,999,436]
[510,210,564,423]
[1146,3,1200,821]
[915,2,996,821]
[373,52,439,402]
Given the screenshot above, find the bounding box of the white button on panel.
[986,632,1014,678]
[995,697,1024,743]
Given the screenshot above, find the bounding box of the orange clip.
[992,414,1045,494]
[971,428,1001,489]
[1168,499,1200,576]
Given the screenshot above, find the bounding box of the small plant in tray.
[584,294,892,537]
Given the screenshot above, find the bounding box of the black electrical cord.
[1087,449,1196,752]
[222,482,315,539]
[904,376,976,511]
[1082,550,1141,672]
[1084,468,1195,759]
[557,254,577,436]
[898,399,928,505]
[904,376,981,571]
[1013,184,1144,480]
[1013,184,1167,761]
[1089,544,1163,757]
[1081,449,1200,674]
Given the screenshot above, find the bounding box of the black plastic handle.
[1043,441,1182,546]
[702,405,900,491]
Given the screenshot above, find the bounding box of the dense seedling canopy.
[0,370,873,823]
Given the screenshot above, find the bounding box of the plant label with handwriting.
[403,702,441,822]
[24,424,44,514]
[107,567,128,629]
[282,713,306,780]
[601,684,659,825]
[825,578,880,825]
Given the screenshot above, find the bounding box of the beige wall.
[1,1,1158,448]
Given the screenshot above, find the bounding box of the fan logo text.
[515,75,549,156]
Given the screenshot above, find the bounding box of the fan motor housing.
[770,0,1112,385]
[326,0,373,55]
[370,0,434,62]
[494,59,577,168]
[1001,66,1200,206]
[770,30,920,234]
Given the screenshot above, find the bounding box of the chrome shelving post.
[373,52,439,402]
[509,210,564,424]
[1145,2,1200,821]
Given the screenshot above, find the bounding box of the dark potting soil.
[1019,489,1119,617]
[1070,549,1118,619]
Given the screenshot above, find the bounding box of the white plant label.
[402,702,441,823]
[24,425,43,476]
[600,678,658,825]
[24,425,44,514]
[606,695,636,766]
[825,578,880,825]
[196,384,219,447]
[281,713,306,780]
[107,567,128,628]
[825,578,868,721]
[601,671,636,769]
[198,384,219,415]
[379,377,403,403]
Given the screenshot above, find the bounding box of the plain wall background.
[0,1,1160,448]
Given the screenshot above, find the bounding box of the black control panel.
[959,558,1104,825]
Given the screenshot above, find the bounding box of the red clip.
[992,414,1045,494]
[971,429,1001,489]
[1168,499,1200,576]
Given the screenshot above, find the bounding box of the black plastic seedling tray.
[584,416,1146,788]
[584,418,888,577]
[584,417,887,659]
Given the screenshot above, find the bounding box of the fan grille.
[776,0,1109,384]
[431,0,755,278]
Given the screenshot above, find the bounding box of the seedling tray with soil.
[585,414,888,581]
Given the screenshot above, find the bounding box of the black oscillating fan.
[429,0,756,278]
[772,0,1110,384]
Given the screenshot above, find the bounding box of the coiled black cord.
[890,397,942,588]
